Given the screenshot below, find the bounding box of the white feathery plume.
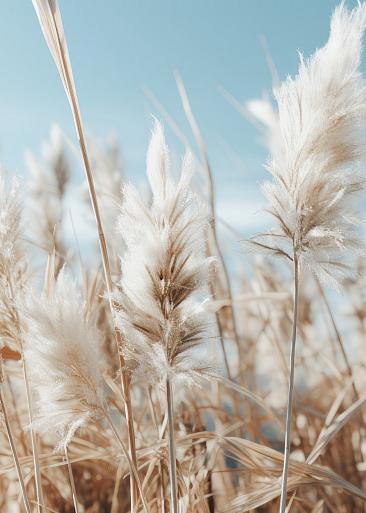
[115,121,214,388]
[0,174,23,276]
[41,123,70,193]
[26,124,70,256]
[89,136,124,227]
[23,270,106,450]
[246,94,280,151]
[115,120,214,513]
[0,175,33,512]
[85,135,125,260]
[248,3,366,288]
[0,173,28,351]
[0,172,46,511]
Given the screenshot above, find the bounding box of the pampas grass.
[115,121,213,388]
[23,270,106,450]
[114,121,214,513]
[244,4,366,511]
[1,1,366,513]
[25,124,70,273]
[248,4,366,285]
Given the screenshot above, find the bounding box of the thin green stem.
[279,255,299,513]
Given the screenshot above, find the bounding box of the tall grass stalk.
[31,1,139,510]
[65,447,80,513]
[21,356,45,513]
[8,274,45,513]
[166,377,178,513]
[0,382,31,513]
[175,74,240,373]
[147,387,167,513]
[279,255,299,513]
[316,279,360,401]
[103,407,150,513]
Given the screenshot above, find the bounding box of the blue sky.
[0,0,357,236]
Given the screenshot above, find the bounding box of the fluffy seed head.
[115,121,214,387]
[248,4,366,288]
[24,270,106,450]
[26,124,70,254]
[0,174,23,276]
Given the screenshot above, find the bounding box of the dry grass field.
[0,1,366,512]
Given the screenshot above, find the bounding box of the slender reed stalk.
[8,277,45,513]
[110,459,124,513]
[213,302,232,380]
[147,387,167,513]
[166,377,178,513]
[175,74,241,365]
[58,28,140,513]
[21,355,45,513]
[31,2,138,509]
[64,448,80,513]
[0,383,31,513]
[175,75,244,437]
[103,407,150,513]
[279,255,299,513]
[316,278,365,468]
[316,279,360,401]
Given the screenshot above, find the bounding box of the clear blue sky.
[0,0,358,235]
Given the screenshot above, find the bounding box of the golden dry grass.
[0,2,366,513]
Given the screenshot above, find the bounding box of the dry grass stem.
[31,1,139,509]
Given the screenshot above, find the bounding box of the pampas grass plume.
[115,120,214,388]
[24,270,106,450]
[249,3,366,288]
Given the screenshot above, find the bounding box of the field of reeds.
[1,1,366,512]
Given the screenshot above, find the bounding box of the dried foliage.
[0,2,366,513]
